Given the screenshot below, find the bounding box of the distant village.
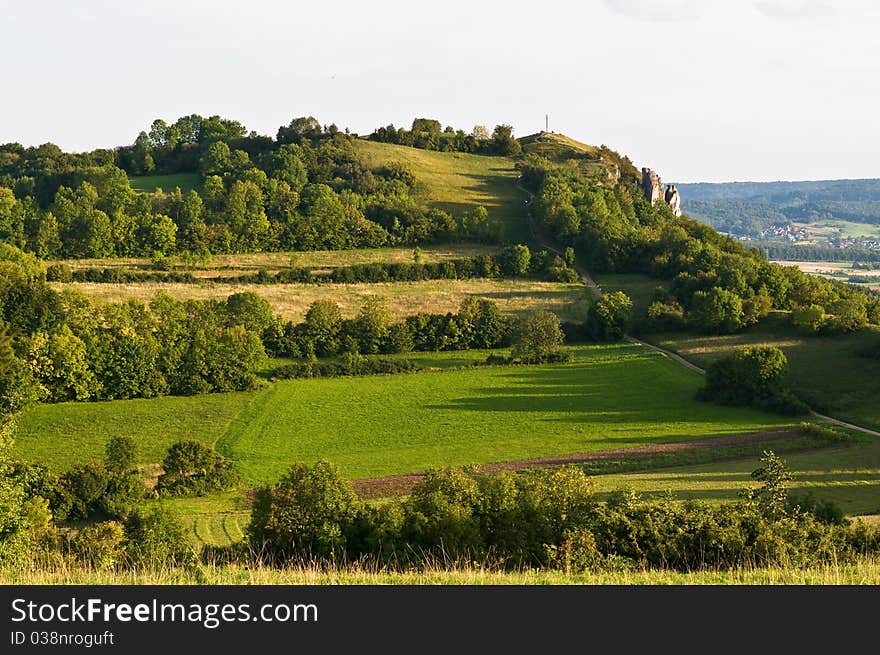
[730,223,880,250]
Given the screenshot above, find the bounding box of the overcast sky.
[1,0,878,182]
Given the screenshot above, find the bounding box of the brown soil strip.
[351,429,799,499]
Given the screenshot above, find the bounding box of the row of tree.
[369,119,521,156]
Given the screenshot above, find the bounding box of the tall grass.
[3,557,878,585]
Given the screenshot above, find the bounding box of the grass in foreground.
[51,278,590,322]
[3,558,879,585]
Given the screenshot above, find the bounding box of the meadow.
[650,314,880,430]
[55,244,498,276]
[594,437,880,516]
[352,139,530,242]
[12,344,794,482]
[51,278,591,322]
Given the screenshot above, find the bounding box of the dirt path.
[352,429,799,498]
[515,177,880,438]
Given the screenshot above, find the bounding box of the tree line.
[369,119,522,156]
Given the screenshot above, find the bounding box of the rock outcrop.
[641,167,682,217]
[665,184,682,217]
[641,168,663,206]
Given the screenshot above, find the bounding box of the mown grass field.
[129,172,201,193]
[12,392,257,470]
[217,343,793,482]
[593,437,880,516]
[11,344,794,483]
[51,278,590,322]
[352,140,530,242]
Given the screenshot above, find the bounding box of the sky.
[1,0,878,182]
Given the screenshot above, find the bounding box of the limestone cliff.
[665,184,682,217]
[641,167,682,217]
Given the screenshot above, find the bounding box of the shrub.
[698,346,809,415]
[105,436,137,475]
[156,440,236,497]
[587,291,633,341]
[248,461,360,560]
[68,521,126,568]
[45,263,73,282]
[123,506,195,568]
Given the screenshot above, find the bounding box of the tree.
[792,304,825,334]
[105,436,137,475]
[491,124,522,156]
[248,461,360,559]
[511,310,564,363]
[499,244,531,277]
[303,300,343,356]
[471,125,490,141]
[698,346,806,414]
[352,297,391,354]
[690,287,743,334]
[140,214,177,255]
[587,291,632,341]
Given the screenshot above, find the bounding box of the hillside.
[352,139,530,242]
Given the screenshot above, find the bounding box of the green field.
[649,314,880,430]
[794,219,880,241]
[129,172,201,193]
[353,140,530,242]
[218,343,792,482]
[11,344,793,483]
[13,391,257,470]
[56,244,498,276]
[594,437,880,516]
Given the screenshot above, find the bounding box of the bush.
[698,346,809,415]
[105,436,137,475]
[248,461,360,560]
[123,506,195,568]
[68,521,126,568]
[45,263,73,282]
[587,291,633,341]
[156,440,236,497]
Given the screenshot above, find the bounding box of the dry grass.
[3,557,879,585]
[54,245,497,275]
[53,278,590,322]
